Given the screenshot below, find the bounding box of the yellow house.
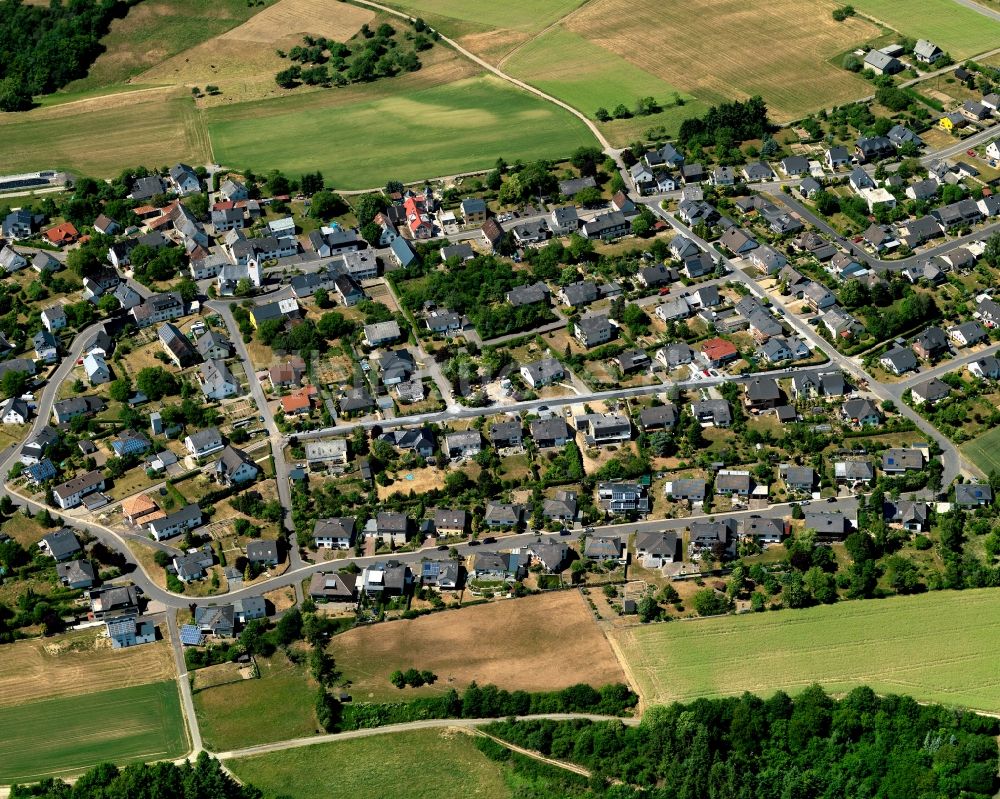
[938,112,967,133]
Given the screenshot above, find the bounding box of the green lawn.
[849,0,1000,58]
[380,0,584,34]
[504,26,694,119]
[193,655,317,751]
[616,589,1000,714]
[226,728,511,799]
[206,75,596,188]
[0,681,187,782]
[960,425,1000,475]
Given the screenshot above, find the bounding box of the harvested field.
[0,91,210,177]
[206,74,596,188]
[0,681,187,782]
[219,0,374,42]
[381,0,585,35]
[64,0,280,91]
[615,588,1000,714]
[330,590,625,701]
[565,0,879,122]
[227,728,509,799]
[137,0,375,104]
[0,627,175,708]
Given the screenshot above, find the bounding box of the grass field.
[503,25,700,125]
[847,0,1000,59]
[616,589,1000,714]
[960,426,1000,475]
[227,728,509,798]
[0,681,187,782]
[565,0,878,123]
[0,627,175,708]
[193,654,317,751]
[207,75,596,187]
[329,591,625,702]
[0,91,210,176]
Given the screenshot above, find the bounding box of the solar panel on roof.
[180,624,203,646]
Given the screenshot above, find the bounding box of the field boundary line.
[604,628,645,715]
[495,0,597,70]
[346,0,612,152]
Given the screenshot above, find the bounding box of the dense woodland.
[10,753,259,799]
[484,686,1000,799]
[0,0,131,111]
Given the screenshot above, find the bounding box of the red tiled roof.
[701,337,738,360]
[43,222,80,245]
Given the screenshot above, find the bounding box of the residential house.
[480,218,504,252]
[639,403,678,431]
[444,430,482,459]
[741,516,785,544]
[158,323,197,367]
[308,571,358,603]
[41,305,67,333]
[363,320,402,348]
[484,502,522,528]
[912,326,948,361]
[313,517,356,550]
[558,176,597,197]
[617,349,650,374]
[880,347,918,375]
[149,504,202,541]
[89,585,140,619]
[198,359,239,400]
[719,226,758,255]
[690,519,736,550]
[234,597,266,624]
[470,551,526,582]
[574,314,613,348]
[184,427,224,458]
[506,281,550,307]
[864,49,902,74]
[581,211,629,240]
[106,616,156,649]
[246,540,280,567]
[432,509,467,537]
[83,353,111,385]
[33,330,58,364]
[949,320,987,348]
[587,413,631,445]
[0,397,29,425]
[715,469,753,497]
[955,483,993,508]
[744,377,781,410]
[804,511,848,540]
[584,534,624,563]
[376,349,415,385]
[855,136,894,163]
[57,559,96,589]
[825,147,852,170]
[543,490,577,524]
[110,429,150,458]
[52,470,106,509]
[489,420,523,448]
[549,206,579,236]
[168,163,200,194]
[0,245,27,273]
[842,397,881,426]
[304,439,349,469]
[635,532,679,568]
[700,337,739,368]
[887,499,929,531]
[526,539,569,573]
[215,445,259,485]
[743,161,775,181]
[131,292,184,328]
[665,476,708,505]
[747,245,787,275]
[910,377,951,405]
[969,356,1000,379]
[881,448,924,473]
[691,398,732,427]
[597,482,650,514]
[39,529,81,561]
[781,465,815,494]
[530,417,571,448]
[389,236,417,268]
[559,280,599,308]
[196,330,231,361]
[636,261,674,288]
[193,604,233,636]
[380,427,434,458]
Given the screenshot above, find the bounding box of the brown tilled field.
[566,0,879,122]
[0,629,176,708]
[220,0,375,42]
[329,590,626,701]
